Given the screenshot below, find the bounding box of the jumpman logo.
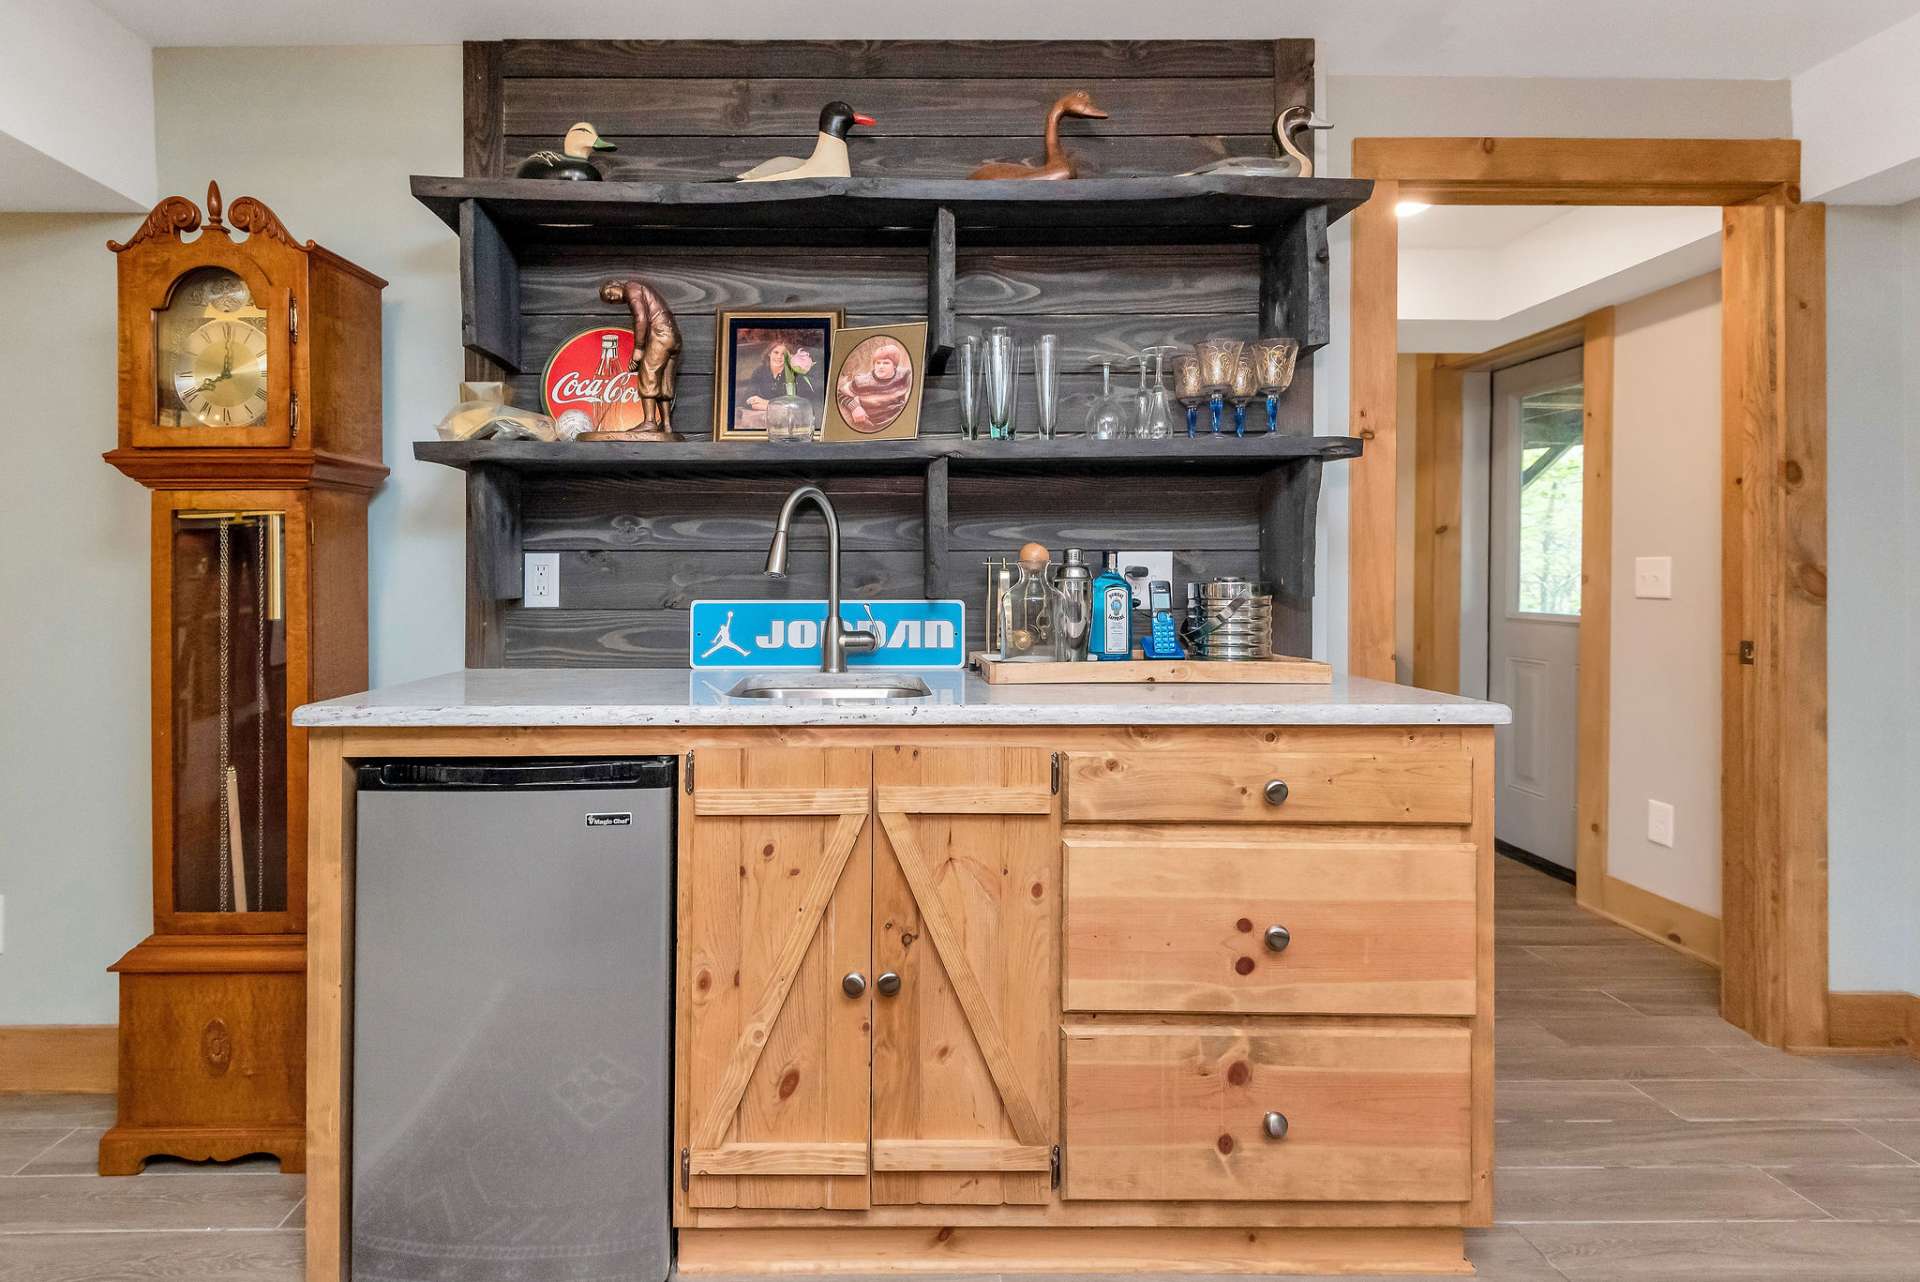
[701,610,752,660]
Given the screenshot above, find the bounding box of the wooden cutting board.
[970,653,1333,685]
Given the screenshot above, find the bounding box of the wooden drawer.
[1062,1024,1472,1203]
[1062,751,1473,825]
[1064,838,1477,1016]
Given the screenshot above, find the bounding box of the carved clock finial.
[205,181,224,228]
[106,193,203,253]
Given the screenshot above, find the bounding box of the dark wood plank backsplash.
[462,39,1320,668]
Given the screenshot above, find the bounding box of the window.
[1514,382,1583,616]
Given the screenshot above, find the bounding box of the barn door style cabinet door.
[101,183,384,1176]
[680,745,1062,1210]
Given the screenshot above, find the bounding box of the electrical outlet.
[523,552,560,608]
[1634,556,1673,599]
[1117,550,1174,592]
[1647,799,1676,848]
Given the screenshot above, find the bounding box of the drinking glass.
[957,334,982,440]
[1252,337,1300,433]
[1033,333,1060,439]
[1194,337,1244,437]
[1137,345,1178,441]
[985,326,1017,440]
[1084,360,1128,441]
[1230,351,1258,438]
[1130,352,1152,438]
[1172,352,1204,438]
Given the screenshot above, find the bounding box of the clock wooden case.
[101,182,385,1175]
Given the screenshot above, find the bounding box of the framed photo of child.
[820,322,927,442]
[713,310,841,441]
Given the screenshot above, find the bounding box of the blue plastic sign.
[689,599,967,669]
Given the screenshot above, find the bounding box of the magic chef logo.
[585,812,633,827]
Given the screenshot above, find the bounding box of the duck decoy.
[1182,105,1333,179]
[735,102,876,183]
[968,90,1110,181]
[515,122,616,181]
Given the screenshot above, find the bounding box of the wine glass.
[957,334,982,440]
[1252,337,1300,433]
[1172,352,1204,439]
[1194,337,1244,438]
[1129,351,1152,438]
[1084,360,1128,441]
[1033,333,1060,439]
[985,326,1017,440]
[1230,351,1258,438]
[1137,345,1178,441]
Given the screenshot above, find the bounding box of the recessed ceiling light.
[1395,200,1432,218]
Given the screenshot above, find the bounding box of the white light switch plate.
[1634,556,1673,599]
[1647,799,1676,848]
[524,552,560,607]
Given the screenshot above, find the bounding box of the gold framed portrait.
[712,309,842,441]
[820,322,927,442]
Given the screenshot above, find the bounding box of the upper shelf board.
[411,174,1374,249]
[415,433,1363,477]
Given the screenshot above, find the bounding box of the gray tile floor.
[3,857,1917,1281]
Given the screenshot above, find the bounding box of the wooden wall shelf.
[412,174,1368,375]
[414,434,1361,476]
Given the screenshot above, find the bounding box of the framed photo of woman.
[713,310,841,441]
[820,322,927,442]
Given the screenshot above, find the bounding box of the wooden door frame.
[1350,137,1827,1049]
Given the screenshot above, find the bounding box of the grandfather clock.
[101,182,384,1175]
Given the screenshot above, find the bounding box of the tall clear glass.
[957,334,982,440]
[1033,333,1060,439]
[985,326,1017,440]
[1137,345,1177,441]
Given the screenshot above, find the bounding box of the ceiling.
[92,0,1920,79]
[1398,206,1566,249]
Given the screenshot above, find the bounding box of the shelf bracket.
[927,206,956,376]
[1259,205,1331,353]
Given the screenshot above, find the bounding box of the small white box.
[1647,799,1676,848]
[1634,556,1673,599]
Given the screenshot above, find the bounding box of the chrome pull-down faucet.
[764,485,879,675]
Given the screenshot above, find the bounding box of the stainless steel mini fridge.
[351,757,675,1282]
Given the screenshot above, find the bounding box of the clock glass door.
[151,266,283,445]
[168,509,290,918]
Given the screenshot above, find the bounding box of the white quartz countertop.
[294,667,1511,728]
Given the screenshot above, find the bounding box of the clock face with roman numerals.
[154,266,271,429]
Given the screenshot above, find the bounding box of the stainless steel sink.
[726,674,931,702]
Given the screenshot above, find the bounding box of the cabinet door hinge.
[289,392,299,442]
[680,1146,690,1191]
[1050,1143,1061,1189]
[1050,751,1060,796]
[1739,640,1756,666]
[684,750,695,794]
[289,297,299,342]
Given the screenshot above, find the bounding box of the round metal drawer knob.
[876,971,902,997]
[1263,1110,1290,1141]
[1264,924,1291,953]
[841,971,868,998]
[1263,779,1290,806]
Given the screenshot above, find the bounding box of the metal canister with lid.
[1051,548,1094,662]
[1195,576,1274,660]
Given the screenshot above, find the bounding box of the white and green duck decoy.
[1184,105,1333,179]
[516,122,617,181]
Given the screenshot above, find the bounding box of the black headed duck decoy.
[1184,105,1333,179]
[969,90,1110,180]
[515,122,616,181]
[735,102,876,182]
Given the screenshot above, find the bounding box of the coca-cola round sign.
[542,326,649,432]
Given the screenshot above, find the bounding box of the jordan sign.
[688,600,966,669]
[542,326,650,432]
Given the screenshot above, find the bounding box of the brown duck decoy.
[968,90,1110,181]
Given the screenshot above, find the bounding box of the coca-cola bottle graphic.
[588,332,636,431]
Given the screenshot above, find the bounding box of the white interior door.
[1489,348,1584,869]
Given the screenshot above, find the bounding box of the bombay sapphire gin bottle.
[1088,551,1133,661]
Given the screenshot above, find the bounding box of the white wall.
[0,46,463,1025]
[1825,204,1920,993]
[0,0,154,210]
[1606,273,1723,917]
